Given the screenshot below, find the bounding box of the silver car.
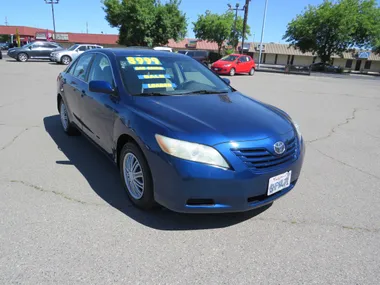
[50,44,103,65]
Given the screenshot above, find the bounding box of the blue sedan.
[57,48,305,213]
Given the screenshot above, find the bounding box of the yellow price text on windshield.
[143,83,174,89]
[134,66,165,71]
[127,57,161,65]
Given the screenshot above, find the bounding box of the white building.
[249,43,380,73]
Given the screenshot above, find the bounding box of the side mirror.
[89,80,115,94]
[222,78,231,85]
[29,46,32,50]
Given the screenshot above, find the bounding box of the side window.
[45,43,58,49]
[88,54,114,87]
[187,51,195,57]
[77,46,87,52]
[72,54,94,81]
[67,60,78,75]
[246,56,252,62]
[32,42,44,48]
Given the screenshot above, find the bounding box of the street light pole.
[44,0,59,40]
[240,0,251,54]
[258,0,268,68]
[228,3,245,52]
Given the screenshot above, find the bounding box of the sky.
[2,0,326,43]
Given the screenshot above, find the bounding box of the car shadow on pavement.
[44,115,271,231]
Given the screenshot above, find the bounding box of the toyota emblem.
[274,141,286,155]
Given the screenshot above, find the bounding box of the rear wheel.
[120,143,155,210]
[59,99,79,136]
[249,68,255,76]
[229,68,236,76]
[17,53,28,62]
[61,55,71,65]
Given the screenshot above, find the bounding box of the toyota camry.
[56,49,305,213]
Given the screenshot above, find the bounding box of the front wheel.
[249,68,255,76]
[229,68,236,76]
[17,53,28,62]
[61,55,71,65]
[120,143,155,210]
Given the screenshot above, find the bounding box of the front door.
[355,60,362,71]
[81,53,118,155]
[236,56,245,73]
[28,42,45,58]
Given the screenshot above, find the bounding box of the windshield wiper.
[134,92,170,96]
[184,90,229,95]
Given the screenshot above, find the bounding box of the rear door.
[62,53,95,128]
[81,53,118,154]
[243,56,252,72]
[41,42,59,58]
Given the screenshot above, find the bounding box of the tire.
[17,52,28,62]
[249,68,255,76]
[61,55,71,65]
[59,99,79,136]
[119,142,155,210]
[229,68,236,76]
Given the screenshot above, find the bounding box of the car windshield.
[117,55,231,96]
[221,55,239,61]
[68,44,80,51]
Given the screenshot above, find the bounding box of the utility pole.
[86,22,89,34]
[240,0,251,54]
[258,0,268,68]
[5,17,8,26]
[44,0,59,40]
[227,3,245,51]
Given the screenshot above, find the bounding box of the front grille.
[232,137,298,170]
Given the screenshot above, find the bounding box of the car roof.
[94,48,189,59]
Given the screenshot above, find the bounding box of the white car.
[50,44,103,65]
[153,46,173,52]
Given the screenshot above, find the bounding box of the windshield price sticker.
[143,83,176,89]
[127,56,162,65]
[138,74,171,79]
[134,66,165,71]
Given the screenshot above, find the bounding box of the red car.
[211,54,256,76]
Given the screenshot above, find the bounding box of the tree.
[102,0,187,47]
[283,0,380,63]
[230,16,251,51]
[193,11,250,54]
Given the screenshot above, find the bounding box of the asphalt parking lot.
[1,57,379,284]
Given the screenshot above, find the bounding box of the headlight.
[293,121,302,140]
[155,134,229,169]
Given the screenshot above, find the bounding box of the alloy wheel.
[123,153,144,200]
[60,101,69,131]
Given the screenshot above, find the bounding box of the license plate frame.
[267,171,292,196]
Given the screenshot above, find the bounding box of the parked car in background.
[153,47,173,52]
[57,49,304,213]
[0,42,10,50]
[310,62,341,73]
[211,54,256,76]
[178,50,210,66]
[7,41,63,62]
[51,44,103,65]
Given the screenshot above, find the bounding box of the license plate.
[267,171,292,196]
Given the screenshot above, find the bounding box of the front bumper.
[50,55,59,62]
[212,67,230,74]
[147,136,305,213]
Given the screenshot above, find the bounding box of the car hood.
[132,92,293,146]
